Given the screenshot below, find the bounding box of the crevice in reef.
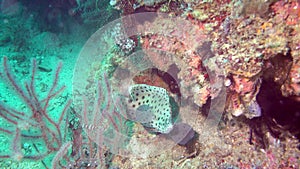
[254,53,300,147]
[257,79,300,138]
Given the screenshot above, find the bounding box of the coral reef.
[0,0,299,168]
[226,75,262,118]
[104,0,300,168]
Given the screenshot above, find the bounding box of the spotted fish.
[127,84,174,133]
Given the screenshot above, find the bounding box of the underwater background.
[0,0,300,168]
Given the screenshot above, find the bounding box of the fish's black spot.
[132,104,136,108]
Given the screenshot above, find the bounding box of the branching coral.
[0,57,70,162]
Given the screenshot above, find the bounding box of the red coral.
[133,68,181,95]
[231,75,256,95]
[272,0,300,25]
[188,55,202,69]
[283,60,300,96]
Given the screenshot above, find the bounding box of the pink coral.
[272,0,300,25]
[231,75,257,95]
[283,60,300,96]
